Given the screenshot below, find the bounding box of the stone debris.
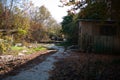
[0,50,56,76]
[2,46,70,80]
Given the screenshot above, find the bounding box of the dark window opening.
[100,25,117,36]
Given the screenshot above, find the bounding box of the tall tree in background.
[60,0,120,20]
[60,0,109,45]
[28,5,62,42]
[0,0,32,43]
[61,13,78,44]
[0,0,62,43]
[78,1,107,19]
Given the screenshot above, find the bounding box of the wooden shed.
[78,19,120,53]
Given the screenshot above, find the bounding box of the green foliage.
[11,46,25,51]
[12,14,30,42]
[61,14,78,44]
[48,23,62,38]
[33,47,47,51]
[0,0,30,42]
[18,29,27,35]
[27,46,47,54]
[0,2,3,14]
[0,0,61,44]
[0,36,12,54]
[11,45,47,55]
[78,2,107,20]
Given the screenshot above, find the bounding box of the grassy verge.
[33,47,47,51]
[10,46,47,55]
[11,46,25,51]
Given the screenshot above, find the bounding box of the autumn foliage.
[0,0,61,54]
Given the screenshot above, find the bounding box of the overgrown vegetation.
[61,14,78,45]
[11,46,25,51]
[33,46,47,51]
[0,36,12,54]
[60,1,108,46]
[0,0,61,54]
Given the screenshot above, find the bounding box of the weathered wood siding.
[92,36,120,53]
[78,20,120,53]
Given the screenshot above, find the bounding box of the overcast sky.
[30,0,70,23]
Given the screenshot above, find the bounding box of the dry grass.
[49,52,120,80]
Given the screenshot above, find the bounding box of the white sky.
[30,0,70,23]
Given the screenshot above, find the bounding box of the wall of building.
[78,20,120,53]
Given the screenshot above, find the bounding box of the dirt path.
[2,45,69,80]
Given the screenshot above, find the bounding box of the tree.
[28,5,62,42]
[0,0,31,43]
[59,0,86,14]
[29,21,46,42]
[60,0,106,13]
[78,2,107,19]
[61,14,78,44]
[29,5,51,25]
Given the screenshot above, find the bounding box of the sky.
[30,0,70,23]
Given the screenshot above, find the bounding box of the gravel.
[2,45,69,80]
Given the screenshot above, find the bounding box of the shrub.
[0,36,12,54]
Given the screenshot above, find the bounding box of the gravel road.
[3,45,69,80]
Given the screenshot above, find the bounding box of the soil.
[49,51,120,80]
